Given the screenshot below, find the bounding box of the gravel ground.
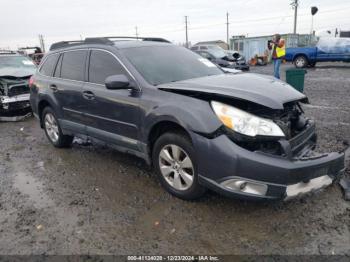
[0,62,349,255]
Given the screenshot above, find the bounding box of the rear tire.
[42,107,74,148]
[152,132,206,200]
[294,55,308,68]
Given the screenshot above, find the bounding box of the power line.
[139,5,350,37]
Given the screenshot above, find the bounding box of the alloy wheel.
[44,113,59,143]
[295,57,306,68]
[158,144,194,191]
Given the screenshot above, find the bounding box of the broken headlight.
[211,101,285,137]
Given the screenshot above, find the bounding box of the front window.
[0,55,36,77]
[88,50,127,85]
[121,46,223,86]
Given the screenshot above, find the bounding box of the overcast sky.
[0,0,349,50]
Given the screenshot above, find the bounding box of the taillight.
[29,76,34,88]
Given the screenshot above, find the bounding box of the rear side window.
[40,54,58,76]
[61,50,87,81]
[88,50,126,85]
[200,46,208,50]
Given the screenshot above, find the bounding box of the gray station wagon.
[30,37,345,201]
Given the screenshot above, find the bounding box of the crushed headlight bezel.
[211,100,285,138]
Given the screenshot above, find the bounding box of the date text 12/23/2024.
[127,255,220,261]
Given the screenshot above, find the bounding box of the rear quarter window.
[53,54,63,77]
[39,54,59,76]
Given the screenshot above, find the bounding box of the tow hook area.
[285,175,334,200]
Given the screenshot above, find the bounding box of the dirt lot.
[0,62,349,255]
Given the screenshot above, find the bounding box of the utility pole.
[226,12,230,49]
[38,34,45,53]
[291,0,299,34]
[135,26,139,39]
[185,16,189,48]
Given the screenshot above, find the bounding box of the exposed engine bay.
[0,76,32,121]
[0,53,36,121]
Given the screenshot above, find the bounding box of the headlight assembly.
[211,101,285,137]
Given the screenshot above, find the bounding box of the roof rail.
[50,36,171,51]
[89,36,171,43]
[50,40,86,51]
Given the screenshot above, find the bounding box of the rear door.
[51,49,88,133]
[81,49,140,150]
[32,53,59,113]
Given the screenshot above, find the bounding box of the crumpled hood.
[0,67,35,78]
[158,73,307,109]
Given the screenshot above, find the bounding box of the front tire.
[294,55,308,68]
[152,132,206,200]
[308,61,316,68]
[42,107,74,148]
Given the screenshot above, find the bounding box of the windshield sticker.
[198,58,216,67]
[22,60,34,65]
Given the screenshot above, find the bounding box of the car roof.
[46,41,175,56]
[49,37,173,52]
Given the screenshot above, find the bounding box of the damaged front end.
[0,76,32,121]
[158,73,345,200]
[209,99,346,200]
[221,100,318,159]
[163,89,344,200]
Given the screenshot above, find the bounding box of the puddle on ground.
[14,170,54,209]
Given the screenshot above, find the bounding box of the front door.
[81,49,140,150]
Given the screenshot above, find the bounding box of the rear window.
[40,54,58,76]
[60,50,87,81]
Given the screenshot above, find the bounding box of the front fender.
[141,99,222,142]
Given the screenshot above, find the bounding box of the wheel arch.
[38,99,52,128]
[37,94,63,128]
[147,120,192,160]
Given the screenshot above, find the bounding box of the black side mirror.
[105,74,130,90]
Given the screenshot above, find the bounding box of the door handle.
[49,84,58,92]
[82,91,95,100]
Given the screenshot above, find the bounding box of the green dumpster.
[285,68,307,93]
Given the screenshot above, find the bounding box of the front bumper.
[0,94,31,121]
[193,132,345,201]
[234,63,250,71]
[224,63,250,71]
